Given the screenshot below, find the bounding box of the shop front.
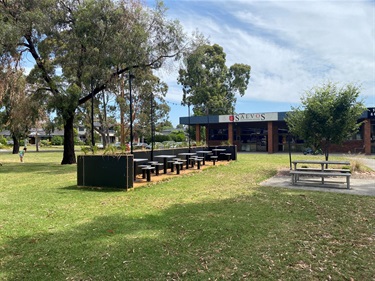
[180,108,374,155]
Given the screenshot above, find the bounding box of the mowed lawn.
[0,151,374,280]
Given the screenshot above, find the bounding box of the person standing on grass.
[19,147,27,162]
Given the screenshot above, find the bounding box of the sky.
[146,0,375,126]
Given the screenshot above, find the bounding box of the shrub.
[81,146,90,155]
[154,134,171,142]
[51,136,64,145]
[0,136,7,145]
[40,140,51,147]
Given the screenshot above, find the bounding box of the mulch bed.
[133,159,231,188]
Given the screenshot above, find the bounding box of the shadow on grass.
[2,192,373,280]
[0,162,74,175]
[61,185,128,193]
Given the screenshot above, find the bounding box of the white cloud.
[161,0,375,107]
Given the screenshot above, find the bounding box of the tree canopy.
[178,44,251,116]
[285,82,367,160]
[0,0,191,164]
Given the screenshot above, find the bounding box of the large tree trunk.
[12,135,19,154]
[61,114,76,165]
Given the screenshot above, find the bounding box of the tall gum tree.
[178,43,251,115]
[0,0,190,164]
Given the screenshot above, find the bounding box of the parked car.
[303,147,323,155]
[134,142,149,149]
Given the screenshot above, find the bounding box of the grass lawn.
[0,151,374,280]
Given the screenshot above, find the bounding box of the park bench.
[149,162,164,176]
[141,166,155,182]
[189,157,204,169]
[291,160,351,189]
[220,152,232,161]
[210,155,218,165]
[171,161,184,174]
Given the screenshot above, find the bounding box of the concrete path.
[261,156,375,196]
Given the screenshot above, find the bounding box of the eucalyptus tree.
[285,82,367,161]
[178,43,251,115]
[0,0,189,164]
[130,69,170,142]
[0,60,41,153]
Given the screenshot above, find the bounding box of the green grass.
[0,151,374,280]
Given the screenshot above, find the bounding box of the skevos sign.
[218,112,278,123]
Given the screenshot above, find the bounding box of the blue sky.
[147,0,375,126]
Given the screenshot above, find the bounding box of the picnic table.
[154,155,176,174]
[178,152,197,169]
[290,160,351,189]
[195,150,212,165]
[133,158,148,181]
[292,160,350,171]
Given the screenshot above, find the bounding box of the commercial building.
[180,108,375,155]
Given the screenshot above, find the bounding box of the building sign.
[218,112,278,123]
[368,108,375,119]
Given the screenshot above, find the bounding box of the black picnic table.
[154,155,176,174]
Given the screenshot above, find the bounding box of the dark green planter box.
[77,155,133,189]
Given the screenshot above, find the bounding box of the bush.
[169,131,185,142]
[154,134,171,142]
[51,136,64,145]
[40,140,51,147]
[0,136,7,146]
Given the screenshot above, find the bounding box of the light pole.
[128,71,135,154]
[188,102,191,152]
[150,92,155,161]
[91,80,95,147]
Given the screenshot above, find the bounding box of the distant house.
[0,122,116,145]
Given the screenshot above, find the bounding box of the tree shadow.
[61,185,128,193]
[0,162,74,175]
[0,195,321,280]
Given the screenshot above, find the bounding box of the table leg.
[163,158,167,174]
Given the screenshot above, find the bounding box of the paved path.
[261,156,375,196]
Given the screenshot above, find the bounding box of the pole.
[120,77,125,146]
[206,106,210,147]
[129,71,134,154]
[150,92,154,161]
[288,134,292,170]
[188,102,191,152]
[91,81,95,147]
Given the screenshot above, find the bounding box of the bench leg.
[176,164,180,174]
[347,176,350,189]
[146,170,152,182]
[197,161,201,170]
[142,169,146,179]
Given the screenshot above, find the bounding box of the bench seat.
[296,167,350,173]
[141,166,155,182]
[290,170,351,189]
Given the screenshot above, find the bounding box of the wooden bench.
[290,170,351,189]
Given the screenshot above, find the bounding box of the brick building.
[180,108,375,155]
